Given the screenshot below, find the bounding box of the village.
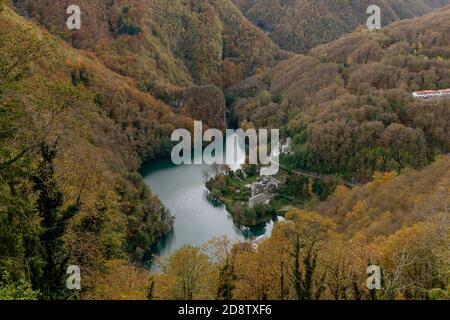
[245,137,293,208]
[234,87,450,212]
[238,137,295,210]
[204,137,297,226]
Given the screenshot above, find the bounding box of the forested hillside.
[11,0,288,105]
[150,156,449,300]
[0,0,448,301]
[0,0,287,300]
[230,6,450,181]
[233,0,450,52]
[0,2,192,299]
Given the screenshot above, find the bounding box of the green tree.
[32,141,79,299]
[282,210,332,300]
[216,258,236,300]
[0,8,48,291]
[0,272,39,300]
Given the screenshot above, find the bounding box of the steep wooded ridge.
[11,0,289,128]
[0,3,192,297]
[0,0,287,299]
[230,6,450,181]
[232,0,450,53]
[0,0,285,299]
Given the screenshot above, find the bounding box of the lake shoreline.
[140,135,279,268]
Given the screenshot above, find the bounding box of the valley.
[0,0,448,301]
[233,0,450,52]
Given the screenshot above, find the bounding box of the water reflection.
[140,134,280,270]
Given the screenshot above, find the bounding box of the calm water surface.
[140,135,279,267]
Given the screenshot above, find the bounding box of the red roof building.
[412,89,450,99]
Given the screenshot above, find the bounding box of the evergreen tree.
[290,230,327,300]
[216,258,236,300]
[32,141,79,299]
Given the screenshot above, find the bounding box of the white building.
[412,89,450,99]
[250,176,280,197]
[281,137,293,155]
[249,193,271,208]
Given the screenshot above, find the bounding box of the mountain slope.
[11,0,288,93]
[229,6,450,181]
[151,155,449,300]
[0,4,193,294]
[311,155,450,238]
[233,0,450,53]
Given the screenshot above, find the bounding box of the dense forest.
[229,6,450,182]
[153,161,449,300]
[166,5,448,300]
[233,0,450,52]
[11,0,290,121]
[0,0,449,300]
[0,1,188,299]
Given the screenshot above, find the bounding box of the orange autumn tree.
[233,209,335,300]
[379,218,449,299]
[153,245,215,300]
[85,260,152,300]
